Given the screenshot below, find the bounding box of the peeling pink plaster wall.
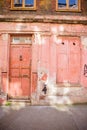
[0,22,87,95]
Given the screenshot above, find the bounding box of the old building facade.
[0,0,87,104]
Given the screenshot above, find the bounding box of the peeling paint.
[81,36,87,49]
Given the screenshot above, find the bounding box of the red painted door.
[9,45,31,98]
[56,37,80,85]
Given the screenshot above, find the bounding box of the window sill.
[10,7,36,11]
[56,9,81,12]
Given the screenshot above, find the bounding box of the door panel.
[57,38,68,83]
[9,45,31,98]
[68,38,80,83]
[21,78,30,96]
[56,37,80,85]
[57,54,68,82]
[10,69,20,77]
[21,69,30,77]
[10,46,21,68]
[22,46,31,67]
[10,78,22,97]
[69,53,80,83]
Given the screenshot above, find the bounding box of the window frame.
[11,0,36,10]
[56,0,81,12]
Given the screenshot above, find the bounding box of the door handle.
[19,55,22,61]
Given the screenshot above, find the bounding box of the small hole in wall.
[61,42,64,45]
[73,43,76,45]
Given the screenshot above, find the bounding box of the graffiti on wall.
[84,64,87,77]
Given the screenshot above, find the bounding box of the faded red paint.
[41,73,47,81]
[56,37,80,84]
[9,44,32,98]
[31,72,38,93]
[1,72,7,93]
[0,23,87,99]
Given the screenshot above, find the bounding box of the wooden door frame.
[8,34,33,99]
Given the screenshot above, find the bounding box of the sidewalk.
[0,105,87,130]
[1,87,87,105]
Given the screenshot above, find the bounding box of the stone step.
[8,99,31,102]
[6,99,31,106]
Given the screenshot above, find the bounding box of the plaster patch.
[2,34,8,41]
[81,36,87,49]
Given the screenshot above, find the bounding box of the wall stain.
[84,64,87,77]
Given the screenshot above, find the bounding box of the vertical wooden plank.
[21,45,31,96]
[69,37,80,83]
[56,37,68,83]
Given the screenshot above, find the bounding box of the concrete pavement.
[0,104,87,130]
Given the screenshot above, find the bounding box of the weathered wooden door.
[56,37,80,85]
[9,44,32,98]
